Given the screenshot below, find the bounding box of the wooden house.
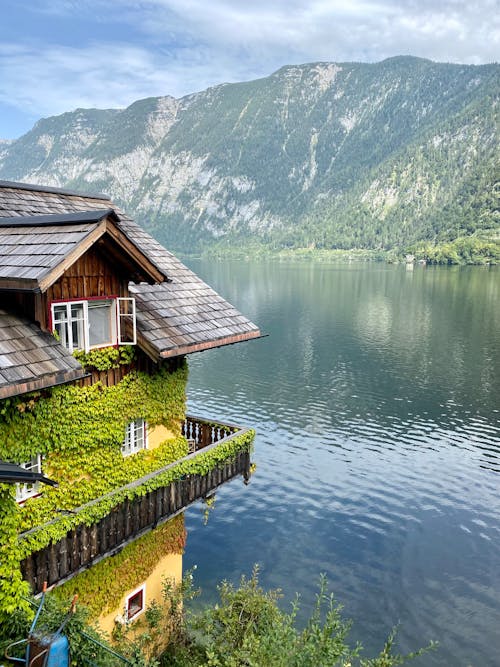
[0,180,260,619]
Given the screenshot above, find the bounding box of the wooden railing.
[21,416,251,594]
[182,414,240,451]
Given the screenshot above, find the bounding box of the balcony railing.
[182,414,240,452]
[21,415,253,594]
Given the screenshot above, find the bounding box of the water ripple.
[184,261,500,666]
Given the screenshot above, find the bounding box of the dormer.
[0,180,261,400]
[0,209,166,353]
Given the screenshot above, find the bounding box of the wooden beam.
[0,277,38,291]
[103,220,165,284]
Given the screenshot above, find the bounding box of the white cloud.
[126,0,500,63]
[0,0,498,135]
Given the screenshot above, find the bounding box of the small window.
[121,419,148,457]
[16,455,42,503]
[125,584,145,622]
[88,300,115,347]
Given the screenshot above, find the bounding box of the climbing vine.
[18,428,254,557]
[72,346,136,371]
[0,354,255,619]
[0,487,31,625]
[0,361,187,548]
[52,514,186,617]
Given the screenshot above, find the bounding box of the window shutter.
[117,298,137,345]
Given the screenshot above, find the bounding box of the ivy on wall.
[0,361,188,548]
[0,487,31,625]
[19,428,255,557]
[0,353,255,619]
[72,345,136,371]
[52,514,186,618]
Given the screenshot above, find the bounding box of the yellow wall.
[147,424,176,450]
[98,550,183,635]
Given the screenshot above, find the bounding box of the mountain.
[0,56,498,254]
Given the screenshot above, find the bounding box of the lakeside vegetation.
[0,568,435,666]
[200,235,500,265]
[407,236,500,265]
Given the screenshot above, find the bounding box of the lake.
[182,260,500,667]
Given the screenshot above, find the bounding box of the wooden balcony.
[182,414,240,451]
[20,415,252,594]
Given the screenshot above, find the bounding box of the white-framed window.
[121,419,148,457]
[51,297,136,352]
[15,455,42,503]
[117,297,137,345]
[125,584,146,622]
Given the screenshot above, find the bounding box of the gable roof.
[0,181,261,377]
[0,209,165,291]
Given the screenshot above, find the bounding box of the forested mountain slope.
[0,56,498,254]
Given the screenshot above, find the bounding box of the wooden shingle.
[0,308,87,399]
[0,181,261,373]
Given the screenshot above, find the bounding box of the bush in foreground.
[123,566,435,667]
[0,567,435,666]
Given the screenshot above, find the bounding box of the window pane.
[121,419,147,456]
[134,422,144,449]
[88,301,113,347]
[117,298,136,345]
[16,456,41,502]
[71,319,85,350]
[53,305,69,348]
[71,304,84,319]
[53,305,67,322]
[52,303,85,351]
[126,587,145,620]
[54,320,68,348]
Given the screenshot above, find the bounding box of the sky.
[0,0,498,140]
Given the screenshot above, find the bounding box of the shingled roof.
[0,308,87,399]
[0,180,260,376]
[0,209,165,290]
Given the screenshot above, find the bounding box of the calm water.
[182,261,500,667]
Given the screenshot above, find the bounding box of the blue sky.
[0,0,498,140]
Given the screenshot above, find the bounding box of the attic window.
[51,297,136,352]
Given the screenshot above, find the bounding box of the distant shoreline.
[179,236,499,266]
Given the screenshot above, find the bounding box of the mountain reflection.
[187,261,499,452]
[180,260,500,667]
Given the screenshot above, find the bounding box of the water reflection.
[183,261,500,666]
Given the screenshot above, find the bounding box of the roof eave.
[158,330,263,359]
[0,368,88,401]
[0,462,58,487]
[0,278,39,292]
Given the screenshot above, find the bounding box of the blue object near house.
[4,587,72,667]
